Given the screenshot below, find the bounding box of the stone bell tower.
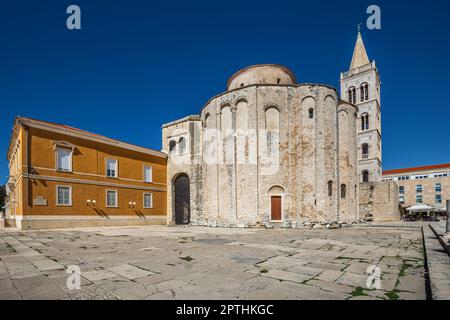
[340,29,382,182]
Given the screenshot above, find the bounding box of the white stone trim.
[16,215,165,220]
[23,173,166,192]
[29,166,166,186]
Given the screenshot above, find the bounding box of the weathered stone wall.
[163,84,362,227]
[338,102,359,223]
[359,181,400,222]
[161,116,202,224]
[162,65,374,228]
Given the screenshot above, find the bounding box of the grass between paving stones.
[386,257,421,300]
[385,289,400,300]
[350,287,367,297]
[398,260,414,277]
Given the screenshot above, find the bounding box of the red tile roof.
[7,117,166,160]
[383,163,450,175]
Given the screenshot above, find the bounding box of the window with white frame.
[416,195,423,203]
[144,166,152,183]
[435,183,442,193]
[143,193,153,208]
[56,186,72,206]
[416,184,423,193]
[106,159,118,178]
[399,186,405,194]
[56,148,72,172]
[106,190,118,207]
[435,194,442,204]
[399,195,405,204]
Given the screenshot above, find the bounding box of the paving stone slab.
[316,270,344,282]
[13,275,68,300]
[260,269,311,284]
[82,269,118,282]
[107,263,155,280]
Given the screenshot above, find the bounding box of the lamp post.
[446,200,450,235]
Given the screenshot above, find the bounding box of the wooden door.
[271,196,282,221]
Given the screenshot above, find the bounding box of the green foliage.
[351,287,367,297]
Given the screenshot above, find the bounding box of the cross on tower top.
[357,23,363,33]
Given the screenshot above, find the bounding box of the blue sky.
[1,0,450,184]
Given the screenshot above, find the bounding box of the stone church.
[162,31,398,228]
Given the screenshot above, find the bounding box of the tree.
[0,185,5,213]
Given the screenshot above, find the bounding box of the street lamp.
[446,200,450,235]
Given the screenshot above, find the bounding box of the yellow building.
[4,117,167,230]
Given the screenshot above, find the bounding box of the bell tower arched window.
[362,143,369,159]
[348,87,356,104]
[360,83,369,102]
[361,114,369,131]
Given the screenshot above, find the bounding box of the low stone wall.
[359,181,400,222]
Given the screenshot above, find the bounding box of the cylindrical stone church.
[162,64,359,228]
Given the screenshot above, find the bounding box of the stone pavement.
[424,222,450,300]
[0,225,427,300]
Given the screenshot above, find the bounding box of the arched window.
[327,180,333,197]
[169,140,176,153]
[178,137,186,155]
[265,107,280,156]
[362,170,369,183]
[361,114,369,131]
[204,113,211,129]
[340,184,347,199]
[348,87,356,104]
[360,83,369,102]
[362,143,369,159]
[308,108,314,119]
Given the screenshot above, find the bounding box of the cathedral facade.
[162,32,392,227]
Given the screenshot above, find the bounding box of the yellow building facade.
[382,164,450,211]
[4,117,167,230]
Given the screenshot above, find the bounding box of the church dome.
[227,64,296,90]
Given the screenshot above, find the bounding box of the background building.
[4,117,167,230]
[383,164,450,210]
